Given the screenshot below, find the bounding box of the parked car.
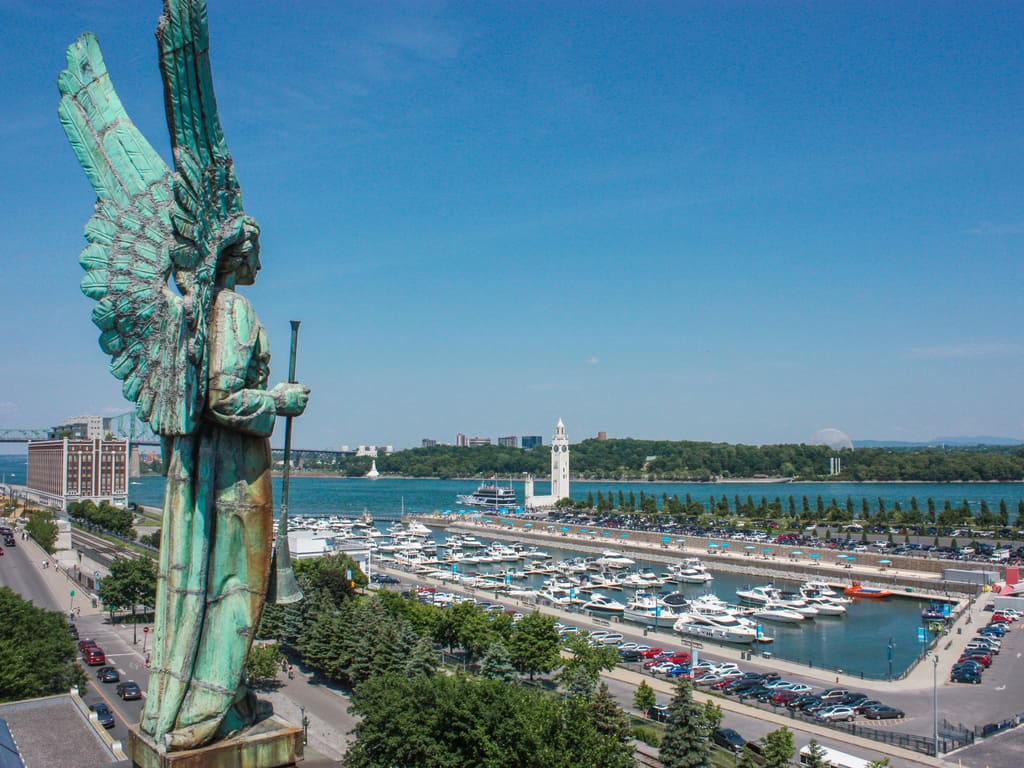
[978,625,1006,637]
[950,668,982,684]
[95,666,120,683]
[855,700,885,714]
[771,690,801,706]
[712,728,746,752]
[89,702,115,729]
[957,653,991,667]
[116,681,142,700]
[370,573,400,584]
[78,639,98,653]
[84,648,106,666]
[647,704,669,723]
[864,705,905,720]
[816,705,857,722]
[68,623,79,639]
[618,648,642,662]
[818,688,850,702]
[666,665,691,678]
[640,647,665,659]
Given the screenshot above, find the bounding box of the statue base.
[126,717,303,768]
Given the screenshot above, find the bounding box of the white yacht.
[673,610,758,644]
[624,591,683,629]
[456,480,517,508]
[669,558,714,584]
[749,599,807,623]
[581,592,627,615]
[736,584,780,605]
[538,585,572,606]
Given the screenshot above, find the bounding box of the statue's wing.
[158,0,251,296]
[58,33,205,435]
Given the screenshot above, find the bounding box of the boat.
[799,594,847,616]
[538,585,572,606]
[673,608,759,644]
[843,580,894,598]
[736,585,780,605]
[921,602,949,621]
[580,592,626,615]
[669,558,714,584]
[623,591,684,628]
[748,599,807,623]
[456,480,517,508]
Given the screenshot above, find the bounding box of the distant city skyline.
[1,2,1021,451]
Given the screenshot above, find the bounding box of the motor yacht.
[749,599,807,623]
[581,592,627,615]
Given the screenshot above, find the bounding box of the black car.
[787,693,820,710]
[371,573,400,584]
[116,681,142,700]
[618,648,642,662]
[712,728,746,752]
[68,623,79,639]
[950,668,982,684]
[95,666,120,683]
[864,705,905,720]
[647,705,669,723]
[90,702,115,729]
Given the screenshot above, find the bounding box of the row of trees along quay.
[567,489,1023,527]
[261,439,1024,482]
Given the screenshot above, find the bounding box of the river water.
[3,455,1009,678]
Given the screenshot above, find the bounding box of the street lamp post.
[932,653,939,756]
[300,706,309,746]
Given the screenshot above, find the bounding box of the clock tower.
[550,419,570,501]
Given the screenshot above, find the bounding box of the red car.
[78,639,98,653]
[84,647,106,666]
[665,652,691,665]
[991,613,1015,623]
[958,653,991,667]
[640,647,665,659]
[772,690,801,706]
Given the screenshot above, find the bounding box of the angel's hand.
[271,382,310,417]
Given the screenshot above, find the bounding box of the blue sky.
[1,1,1022,451]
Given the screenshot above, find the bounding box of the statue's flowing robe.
[141,288,275,748]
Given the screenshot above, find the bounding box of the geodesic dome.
[809,428,854,451]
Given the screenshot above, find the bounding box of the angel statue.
[57,0,309,751]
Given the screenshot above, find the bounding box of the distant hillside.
[855,436,1024,448]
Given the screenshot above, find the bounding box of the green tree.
[25,509,58,553]
[245,642,283,685]
[866,759,892,768]
[0,587,84,701]
[703,698,723,731]
[762,726,795,768]
[98,556,157,637]
[588,683,633,768]
[508,611,561,680]
[481,639,517,682]
[737,745,761,768]
[658,680,711,768]
[559,633,619,697]
[634,680,656,713]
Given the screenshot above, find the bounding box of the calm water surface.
[0,455,996,677]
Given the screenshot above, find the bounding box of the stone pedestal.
[126,717,303,768]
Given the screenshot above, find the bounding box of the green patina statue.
[58,0,309,751]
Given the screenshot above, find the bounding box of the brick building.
[26,438,129,511]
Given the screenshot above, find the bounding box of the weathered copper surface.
[126,718,302,768]
[58,0,309,751]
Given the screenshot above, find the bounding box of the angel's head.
[217,216,262,286]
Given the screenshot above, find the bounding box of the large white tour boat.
[456,481,517,508]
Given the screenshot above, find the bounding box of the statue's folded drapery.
[142,289,275,748]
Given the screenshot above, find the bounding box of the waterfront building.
[498,435,518,448]
[455,433,468,447]
[467,436,492,447]
[525,419,570,508]
[49,414,105,440]
[26,437,128,511]
[521,435,542,450]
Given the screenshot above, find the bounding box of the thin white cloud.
[0,401,16,413]
[587,356,600,365]
[963,221,1024,236]
[909,342,1024,360]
